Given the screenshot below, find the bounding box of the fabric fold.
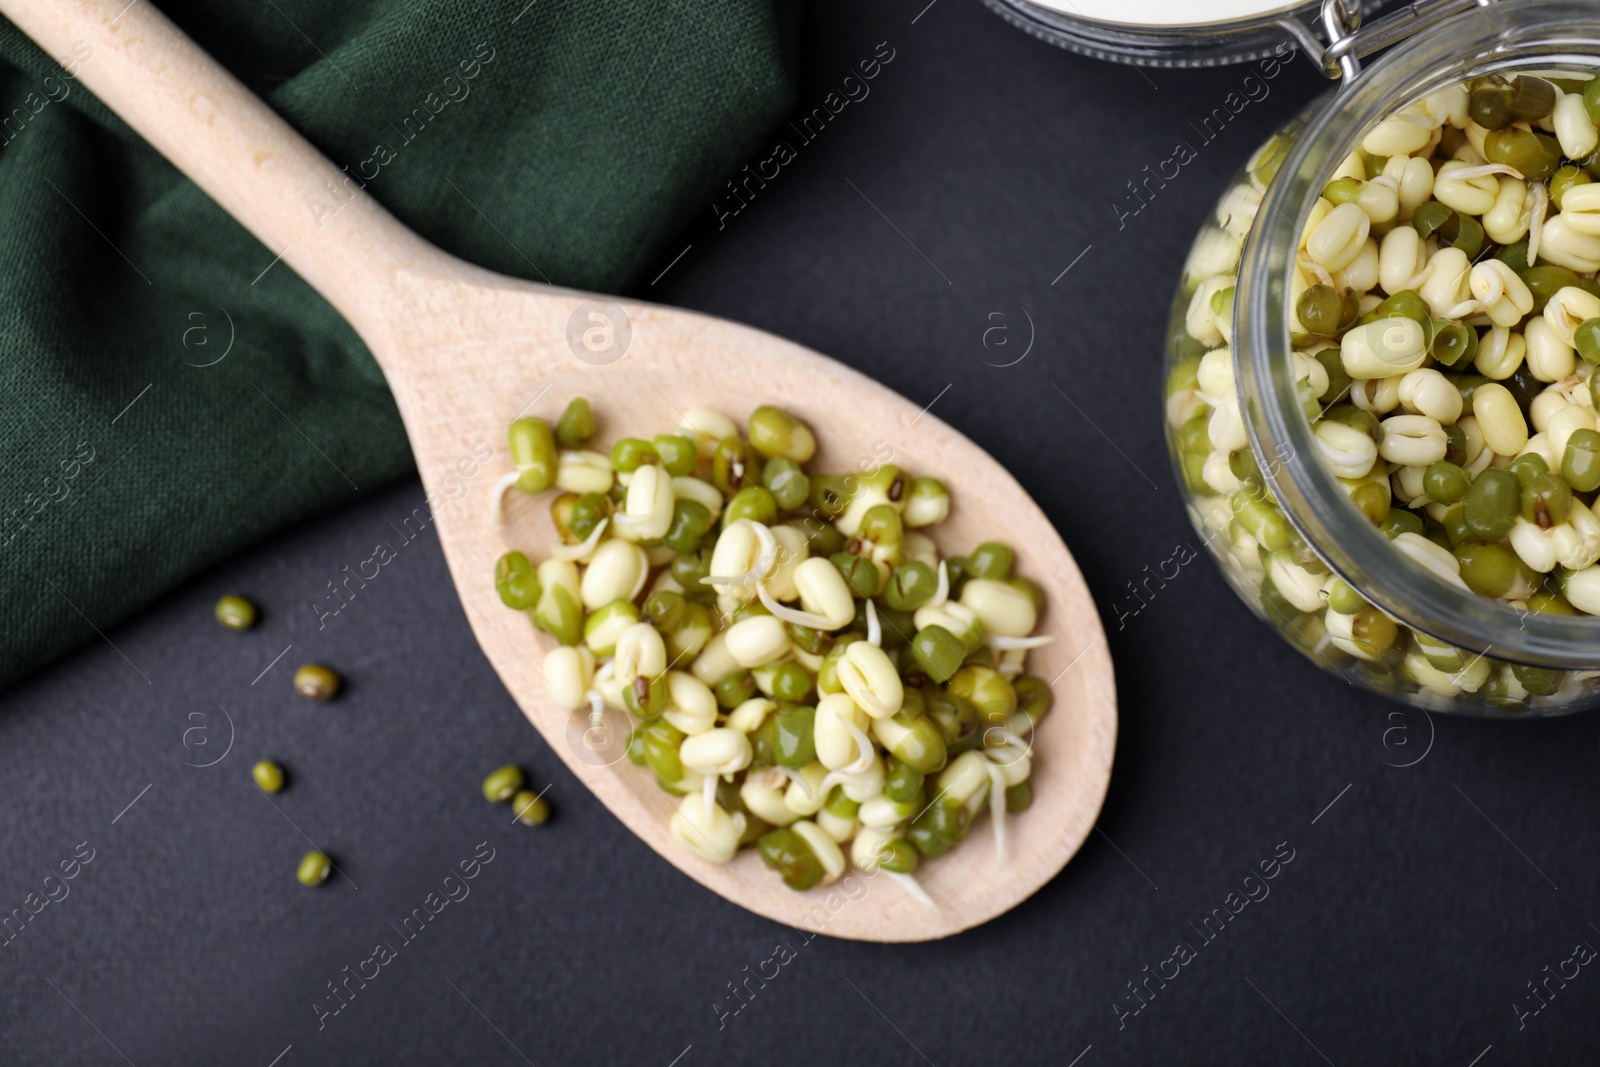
[0,0,799,688]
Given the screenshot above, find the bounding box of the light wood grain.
[7,0,1118,940]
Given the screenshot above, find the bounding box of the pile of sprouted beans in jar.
[1173,71,1600,707]
[490,399,1053,901]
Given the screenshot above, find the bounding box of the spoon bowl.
[8,0,1117,939]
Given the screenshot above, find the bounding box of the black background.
[4,2,1598,1064]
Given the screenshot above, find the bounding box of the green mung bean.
[293,664,341,701]
[297,851,332,887]
[556,397,596,448]
[253,759,285,794]
[482,765,524,803]
[214,595,257,631]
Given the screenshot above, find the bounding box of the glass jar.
[1165,0,1600,716]
[978,0,1381,69]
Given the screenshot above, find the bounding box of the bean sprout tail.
[756,580,834,628]
[488,469,523,528]
[885,870,938,909]
[780,765,814,799]
[843,721,876,775]
[987,634,1054,651]
[988,765,1008,864]
[929,559,950,608]
[550,518,610,561]
[1528,181,1548,265]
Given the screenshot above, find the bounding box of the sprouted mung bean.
[492,401,1055,902]
[1171,71,1600,708]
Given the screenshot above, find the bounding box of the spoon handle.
[0,0,430,338]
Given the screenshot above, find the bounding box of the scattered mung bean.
[293,664,341,701]
[297,851,332,887]
[215,595,257,631]
[253,759,285,793]
[482,765,524,803]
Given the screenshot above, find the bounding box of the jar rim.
[978,0,1332,68]
[1002,0,1311,31]
[1238,0,1600,670]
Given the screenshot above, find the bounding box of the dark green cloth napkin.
[0,1,798,689]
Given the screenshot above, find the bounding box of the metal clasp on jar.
[1279,0,1500,82]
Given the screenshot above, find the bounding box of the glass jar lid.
[979,0,1385,70]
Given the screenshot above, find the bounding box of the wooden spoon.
[10,0,1117,940]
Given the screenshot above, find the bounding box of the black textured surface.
[4,3,1599,1065]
